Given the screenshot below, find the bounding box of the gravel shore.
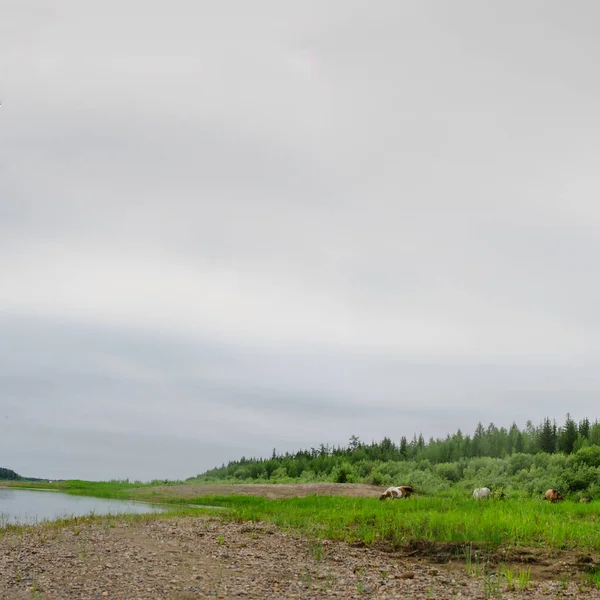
[2,515,600,599]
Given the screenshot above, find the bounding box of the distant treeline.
[0,467,20,480]
[190,414,600,498]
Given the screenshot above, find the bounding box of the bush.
[234,467,250,480]
[333,463,355,484]
[563,465,599,492]
[370,471,386,486]
[354,460,376,478]
[435,462,462,482]
[573,445,600,468]
[520,465,569,497]
[406,470,450,495]
[269,467,290,482]
[507,453,534,475]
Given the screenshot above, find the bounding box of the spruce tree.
[539,417,555,453]
[579,417,591,440]
[560,413,578,454]
[399,436,408,458]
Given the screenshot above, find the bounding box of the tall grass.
[179,493,600,552]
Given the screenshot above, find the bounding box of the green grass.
[585,566,600,589]
[172,493,600,553]
[3,481,600,555]
[0,479,146,499]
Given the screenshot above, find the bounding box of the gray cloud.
[2,1,600,479]
[2,315,600,479]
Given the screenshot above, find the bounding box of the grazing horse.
[472,487,491,500]
[544,489,564,503]
[379,485,414,500]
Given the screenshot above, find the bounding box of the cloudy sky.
[2,1,600,481]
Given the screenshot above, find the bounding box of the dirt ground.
[3,515,600,600]
[131,482,387,501]
[2,483,600,599]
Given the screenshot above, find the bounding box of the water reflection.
[0,488,165,525]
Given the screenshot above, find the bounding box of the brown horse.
[379,485,414,500]
[544,489,564,503]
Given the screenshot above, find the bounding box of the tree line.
[0,467,20,480]
[190,414,600,498]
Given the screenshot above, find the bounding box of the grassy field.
[3,480,600,556]
[0,479,146,498]
[180,494,600,553]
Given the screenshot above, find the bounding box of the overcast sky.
[2,1,600,481]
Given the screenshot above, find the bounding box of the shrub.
[354,460,376,478]
[435,462,462,482]
[333,463,355,484]
[269,467,290,482]
[370,471,386,486]
[563,465,599,492]
[573,445,600,468]
[233,467,250,480]
[508,453,534,475]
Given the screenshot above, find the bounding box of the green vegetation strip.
[0,507,206,538]
[0,479,148,499]
[169,494,600,553]
[5,481,600,554]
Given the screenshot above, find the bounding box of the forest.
[190,414,600,498]
[0,467,20,480]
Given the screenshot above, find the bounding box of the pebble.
[397,571,416,579]
[1,514,598,599]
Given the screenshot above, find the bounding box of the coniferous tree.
[539,417,556,453]
[579,417,591,440]
[348,435,361,451]
[195,414,600,485]
[399,436,408,458]
[560,413,578,454]
[472,422,485,456]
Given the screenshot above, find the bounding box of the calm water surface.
[0,488,166,525]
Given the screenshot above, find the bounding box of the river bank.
[2,513,600,599]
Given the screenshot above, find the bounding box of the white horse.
[472,487,491,500]
[379,485,414,500]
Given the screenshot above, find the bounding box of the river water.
[0,488,166,525]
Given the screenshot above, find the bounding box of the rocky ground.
[2,514,600,600]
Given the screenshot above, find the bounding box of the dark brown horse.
[544,489,564,503]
